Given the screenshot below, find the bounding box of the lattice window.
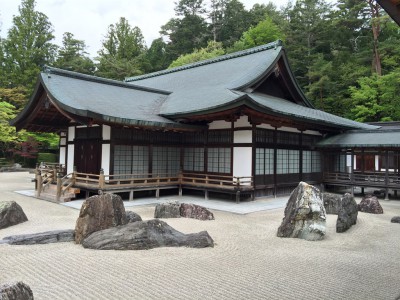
[152,147,180,176]
[255,129,274,144]
[302,134,322,146]
[277,131,300,145]
[114,145,132,175]
[184,148,204,172]
[207,148,231,174]
[131,146,149,175]
[255,148,274,175]
[208,130,232,144]
[277,149,299,174]
[113,145,149,177]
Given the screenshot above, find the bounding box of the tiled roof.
[317,129,400,148]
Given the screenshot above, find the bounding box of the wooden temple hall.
[11,41,400,202]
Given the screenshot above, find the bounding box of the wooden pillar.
[205,189,208,200]
[350,150,354,196]
[56,172,62,202]
[36,170,42,198]
[385,150,389,201]
[129,190,134,201]
[99,168,105,190]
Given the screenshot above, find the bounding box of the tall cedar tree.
[2,0,57,93]
[96,17,147,80]
[54,32,95,75]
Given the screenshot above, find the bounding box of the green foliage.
[0,101,18,157]
[228,17,285,52]
[145,38,171,72]
[0,87,29,112]
[54,32,95,74]
[349,71,400,122]
[2,0,57,92]
[168,41,224,68]
[96,17,147,80]
[37,152,58,163]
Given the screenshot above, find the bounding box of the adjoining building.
[11,41,400,201]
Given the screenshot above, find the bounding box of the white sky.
[0,0,290,58]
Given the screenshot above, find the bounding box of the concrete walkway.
[62,195,287,214]
[14,190,287,214]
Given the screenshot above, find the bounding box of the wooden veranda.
[35,163,254,203]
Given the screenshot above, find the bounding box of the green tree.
[349,70,400,122]
[145,38,171,72]
[2,0,57,92]
[218,0,252,48]
[161,0,209,60]
[0,101,17,158]
[228,17,285,52]
[168,41,225,68]
[54,32,95,74]
[0,87,29,112]
[96,17,148,80]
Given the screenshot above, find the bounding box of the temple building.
[11,41,400,201]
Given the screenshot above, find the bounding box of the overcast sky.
[0,0,289,58]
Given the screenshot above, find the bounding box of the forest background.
[0,0,399,166]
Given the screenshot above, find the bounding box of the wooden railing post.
[99,168,105,190]
[56,172,62,202]
[72,166,77,185]
[36,170,42,197]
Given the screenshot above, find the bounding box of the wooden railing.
[323,171,400,188]
[35,164,254,202]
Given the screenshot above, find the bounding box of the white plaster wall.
[67,127,75,142]
[60,138,66,146]
[354,156,357,170]
[59,147,66,165]
[234,130,252,143]
[277,126,301,133]
[375,155,379,171]
[67,145,74,174]
[103,125,111,140]
[234,116,251,127]
[347,154,352,170]
[303,130,322,136]
[209,120,231,129]
[233,147,252,181]
[101,144,111,175]
[257,124,275,130]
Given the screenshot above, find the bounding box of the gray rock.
[391,216,400,223]
[0,201,28,229]
[323,193,342,215]
[2,229,75,245]
[180,203,214,220]
[358,195,384,214]
[0,282,33,300]
[336,193,358,233]
[75,193,127,244]
[82,219,214,250]
[154,201,181,218]
[277,182,326,241]
[125,211,142,223]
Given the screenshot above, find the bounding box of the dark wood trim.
[233,127,253,131]
[233,143,253,147]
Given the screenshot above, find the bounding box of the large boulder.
[154,201,181,218]
[277,182,326,241]
[2,229,75,245]
[125,211,142,223]
[0,201,28,229]
[358,195,384,214]
[82,219,214,250]
[179,203,215,221]
[75,193,127,244]
[0,282,33,300]
[323,193,342,215]
[391,216,400,223]
[336,193,358,233]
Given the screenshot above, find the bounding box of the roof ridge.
[125,40,283,82]
[43,66,171,95]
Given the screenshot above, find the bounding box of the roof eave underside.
[163,93,376,131]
